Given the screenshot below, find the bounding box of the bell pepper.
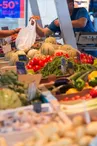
[74,78,85,91]
[90,86,97,98]
[88,71,97,81]
[89,77,97,87]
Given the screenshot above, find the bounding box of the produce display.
[2,115,97,146]
[0,110,64,134]
[0,71,43,109]
[1,36,97,146]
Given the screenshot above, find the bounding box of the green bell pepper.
[75,78,85,91]
[89,77,97,87]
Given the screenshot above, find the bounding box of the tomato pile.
[26,55,53,72]
[26,52,94,72]
[61,94,93,102]
[26,51,70,72]
[80,53,94,64]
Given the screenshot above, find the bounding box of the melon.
[60,44,77,58]
[40,42,55,55]
[4,51,15,61]
[9,51,26,66]
[27,49,38,59]
[45,37,56,44]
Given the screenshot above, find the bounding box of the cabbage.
[0,88,22,110]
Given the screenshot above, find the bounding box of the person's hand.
[29,15,40,25]
[14,28,21,33]
[29,15,40,21]
[54,19,60,27]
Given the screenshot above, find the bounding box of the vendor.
[0,28,20,38]
[31,0,95,37]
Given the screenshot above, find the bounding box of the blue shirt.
[48,7,95,33]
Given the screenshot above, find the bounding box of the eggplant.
[54,78,70,87]
[58,83,73,94]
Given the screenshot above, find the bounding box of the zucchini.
[68,71,86,81]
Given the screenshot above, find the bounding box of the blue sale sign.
[0,0,24,18]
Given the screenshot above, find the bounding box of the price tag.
[61,57,66,74]
[67,61,74,74]
[28,82,37,101]
[18,55,28,62]
[89,136,97,146]
[18,74,42,87]
[2,44,11,54]
[33,102,42,113]
[16,61,27,74]
[76,52,81,63]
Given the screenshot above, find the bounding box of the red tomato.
[46,55,51,61]
[42,57,48,63]
[80,53,86,59]
[55,52,64,56]
[71,97,75,101]
[32,65,41,72]
[89,59,94,64]
[81,96,86,100]
[45,55,53,62]
[82,59,88,64]
[29,60,34,66]
[90,87,97,98]
[85,94,92,99]
[49,57,53,62]
[64,53,69,58]
[39,60,44,67]
[75,95,80,100]
[64,97,69,101]
[33,57,39,65]
[26,64,32,69]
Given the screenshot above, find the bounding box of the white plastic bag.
[16,19,36,50]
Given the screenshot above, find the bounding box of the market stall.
[0,0,97,146]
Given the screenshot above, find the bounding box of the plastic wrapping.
[16,19,36,50]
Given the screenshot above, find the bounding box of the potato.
[78,135,93,146]
[58,122,73,137]
[75,126,86,140]
[65,130,76,139]
[46,138,73,146]
[14,143,24,146]
[72,116,85,127]
[0,137,7,146]
[24,137,35,146]
[49,133,59,141]
[41,122,59,138]
[86,122,97,135]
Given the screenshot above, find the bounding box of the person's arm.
[72,17,87,28]
[0,28,20,38]
[36,23,52,37]
[54,17,87,28]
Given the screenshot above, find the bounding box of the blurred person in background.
[31,0,95,37]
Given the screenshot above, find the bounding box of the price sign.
[0,0,24,18]
[18,55,28,62]
[16,61,27,74]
